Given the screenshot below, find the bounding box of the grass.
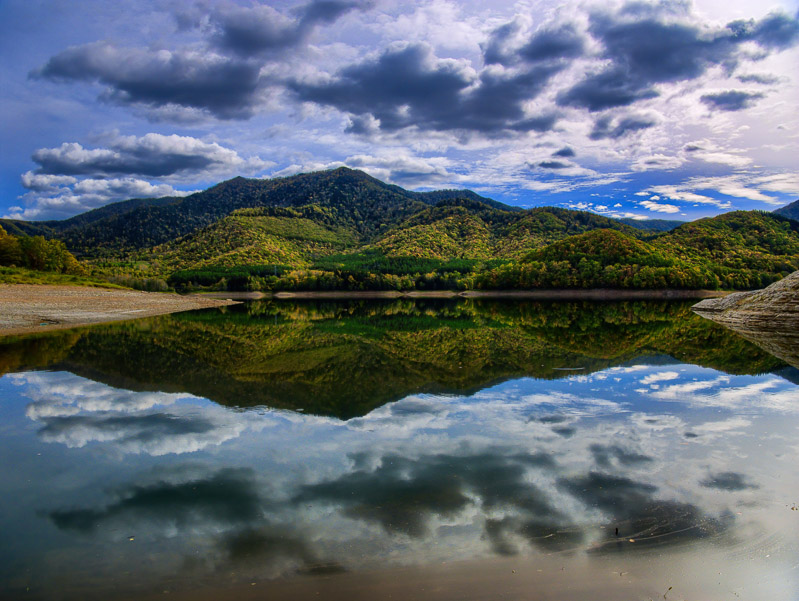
[0,266,125,288]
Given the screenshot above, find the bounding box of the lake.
[1,299,797,601]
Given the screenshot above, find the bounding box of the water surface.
[1,300,797,600]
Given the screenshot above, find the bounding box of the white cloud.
[639,200,681,213]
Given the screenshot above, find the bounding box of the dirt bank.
[0,285,238,337]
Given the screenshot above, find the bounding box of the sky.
[0,0,798,222]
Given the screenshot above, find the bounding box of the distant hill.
[616,217,685,232]
[774,199,799,222]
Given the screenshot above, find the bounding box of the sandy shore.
[0,285,238,337]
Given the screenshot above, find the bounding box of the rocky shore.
[693,271,799,369]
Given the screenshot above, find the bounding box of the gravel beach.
[0,285,238,337]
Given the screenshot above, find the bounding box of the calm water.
[1,300,797,601]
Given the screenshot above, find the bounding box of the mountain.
[616,217,685,232]
[0,168,514,255]
[774,199,799,222]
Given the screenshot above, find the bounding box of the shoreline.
[0,284,238,338]
[196,288,729,300]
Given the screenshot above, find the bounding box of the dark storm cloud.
[558,6,799,111]
[553,146,576,157]
[700,471,758,491]
[29,134,252,178]
[291,44,561,134]
[210,0,365,57]
[294,450,558,538]
[700,90,765,111]
[34,42,263,119]
[589,114,656,139]
[49,468,262,533]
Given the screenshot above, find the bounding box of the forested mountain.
[3,168,798,292]
[0,168,512,255]
[774,199,799,222]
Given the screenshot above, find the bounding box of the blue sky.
[1,0,797,222]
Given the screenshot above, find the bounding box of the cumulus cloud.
[700,90,765,111]
[589,114,657,139]
[9,133,271,219]
[291,43,562,135]
[344,152,455,186]
[557,6,799,111]
[639,200,680,213]
[19,373,258,455]
[31,133,267,178]
[210,0,366,57]
[7,177,194,220]
[34,42,265,120]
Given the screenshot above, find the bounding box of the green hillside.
[150,206,358,271]
[370,200,642,260]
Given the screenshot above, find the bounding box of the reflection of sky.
[1,363,798,599]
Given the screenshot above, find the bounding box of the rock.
[693,271,799,369]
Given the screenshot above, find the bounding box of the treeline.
[0,226,84,274]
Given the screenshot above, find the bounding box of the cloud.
[519,24,586,63]
[20,373,254,454]
[557,6,799,111]
[700,90,765,111]
[537,160,571,170]
[10,133,271,219]
[343,152,455,186]
[645,184,732,209]
[553,146,576,158]
[589,114,656,139]
[631,154,684,172]
[295,449,560,539]
[210,0,365,57]
[558,471,730,550]
[639,200,680,213]
[291,43,562,135]
[8,177,194,220]
[49,468,263,534]
[31,133,266,178]
[736,73,779,85]
[34,42,264,119]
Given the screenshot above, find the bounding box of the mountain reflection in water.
[0,299,797,601]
